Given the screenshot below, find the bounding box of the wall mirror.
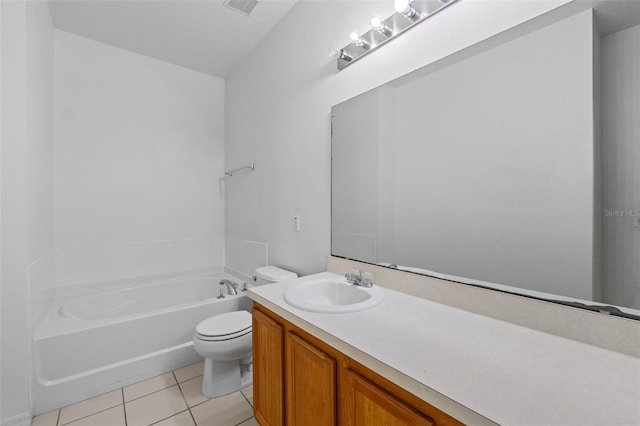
[331,2,640,319]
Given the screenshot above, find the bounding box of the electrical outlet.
[635,215,640,228]
[293,216,300,232]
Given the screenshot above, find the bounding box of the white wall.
[1,0,54,423]
[390,11,596,299]
[54,31,226,286]
[225,0,575,276]
[601,24,640,309]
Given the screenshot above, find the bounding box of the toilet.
[193,266,297,398]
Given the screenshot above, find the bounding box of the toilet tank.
[254,266,297,286]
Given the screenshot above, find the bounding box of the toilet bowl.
[193,267,297,398]
[193,310,253,398]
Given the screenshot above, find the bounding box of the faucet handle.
[241,282,248,292]
[362,271,374,287]
[217,289,225,299]
[345,269,362,281]
[345,269,362,284]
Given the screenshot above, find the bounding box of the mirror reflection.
[331,3,640,316]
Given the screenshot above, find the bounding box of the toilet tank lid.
[255,266,298,282]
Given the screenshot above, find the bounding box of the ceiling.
[48,0,298,78]
[594,0,640,36]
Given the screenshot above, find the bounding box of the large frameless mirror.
[331,2,640,319]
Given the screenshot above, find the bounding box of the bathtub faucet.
[220,279,238,296]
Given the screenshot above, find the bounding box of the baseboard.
[0,412,31,426]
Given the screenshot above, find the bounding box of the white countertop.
[248,272,640,426]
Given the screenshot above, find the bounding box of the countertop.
[248,272,640,426]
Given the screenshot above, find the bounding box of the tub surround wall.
[54,30,226,287]
[1,1,55,424]
[55,238,223,288]
[29,250,57,329]
[1,22,227,423]
[224,237,268,280]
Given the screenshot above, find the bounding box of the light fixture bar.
[336,0,457,70]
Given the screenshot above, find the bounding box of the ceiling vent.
[223,0,259,16]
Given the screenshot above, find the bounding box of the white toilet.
[193,266,297,398]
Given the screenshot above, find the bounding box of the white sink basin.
[284,278,383,313]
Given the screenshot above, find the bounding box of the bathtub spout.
[219,279,238,296]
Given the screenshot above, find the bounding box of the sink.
[284,278,384,313]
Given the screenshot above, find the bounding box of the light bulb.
[370,15,392,36]
[330,48,353,62]
[349,32,370,49]
[394,0,409,13]
[394,0,419,19]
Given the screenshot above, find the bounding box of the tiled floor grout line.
[232,416,252,426]
[122,389,128,426]
[147,408,191,426]
[187,407,198,426]
[172,371,198,426]
[124,382,180,404]
[238,388,255,426]
[56,408,61,426]
[57,402,122,426]
[241,388,252,407]
[187,397,210,410]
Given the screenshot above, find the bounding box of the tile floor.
[31,361,258,426]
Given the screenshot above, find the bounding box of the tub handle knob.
[217,289,225,299]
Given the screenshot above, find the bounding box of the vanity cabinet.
[252,304,462,426]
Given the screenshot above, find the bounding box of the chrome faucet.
[345,270,373,288]
[219,279,238,295]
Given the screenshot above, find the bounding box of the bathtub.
[32,272,252,414]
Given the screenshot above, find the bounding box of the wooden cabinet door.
[285,332,336,426]
[253,308,284,426]
[340,369,434,426]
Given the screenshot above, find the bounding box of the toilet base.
[201,358,253,398]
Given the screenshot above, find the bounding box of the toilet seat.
[196,311,252,342]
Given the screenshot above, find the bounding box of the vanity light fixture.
[335,0,457,70]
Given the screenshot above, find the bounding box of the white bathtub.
[32,272,252,414]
